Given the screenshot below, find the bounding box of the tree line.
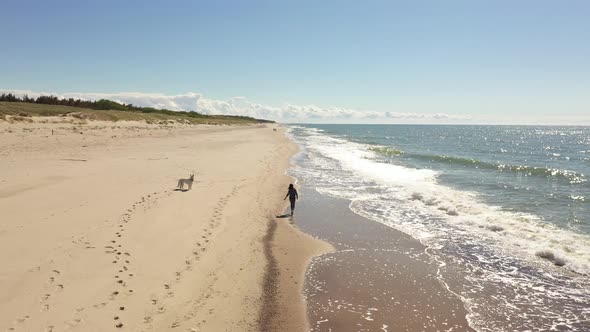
[2,93,131,110]
[0,92,209,117]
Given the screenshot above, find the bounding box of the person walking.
[284,184,299,216]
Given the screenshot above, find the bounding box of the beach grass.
[0,102,269,125]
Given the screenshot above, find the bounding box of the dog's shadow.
[275,214,291,218]
[174,188,190,192]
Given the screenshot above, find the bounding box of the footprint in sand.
[92,302,107,309]
[66,318,82,327]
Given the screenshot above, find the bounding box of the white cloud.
[0,89,472,123]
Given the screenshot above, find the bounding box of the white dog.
[177,174,194,190]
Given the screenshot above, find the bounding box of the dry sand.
[0,117,329,332]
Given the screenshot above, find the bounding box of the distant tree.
[95,99,128,111]
[3,93,18,102]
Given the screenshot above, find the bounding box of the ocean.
[287,124,590,331]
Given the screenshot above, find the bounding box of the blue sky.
[1,0,589,124]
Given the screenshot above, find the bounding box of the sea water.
[287,124,590,331]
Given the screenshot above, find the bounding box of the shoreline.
[292,178,474,331]
[262,207,334,331]
[259,134,334,331]
[0,117,327,331]
[272,129,471,331]
[276,129,472,330]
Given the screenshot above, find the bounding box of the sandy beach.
[0,117,329,332]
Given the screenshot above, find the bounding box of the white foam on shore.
[289,126,590,275]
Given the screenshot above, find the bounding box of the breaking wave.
[370,147,588,184]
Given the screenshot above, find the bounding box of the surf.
[287,124,590,331]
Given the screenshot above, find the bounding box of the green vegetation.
[0,93,273,125]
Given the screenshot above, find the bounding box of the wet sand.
[261,214,334,331]
[295,187,474,331]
